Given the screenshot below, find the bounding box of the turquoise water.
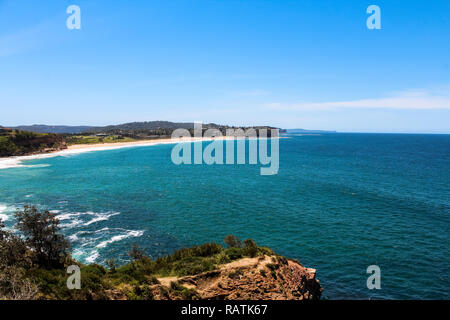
[0,133,449,299]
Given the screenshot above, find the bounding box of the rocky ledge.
[115,255,322,300]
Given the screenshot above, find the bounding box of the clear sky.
[0,0,449,133]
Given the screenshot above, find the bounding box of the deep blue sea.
[0,133,449,299]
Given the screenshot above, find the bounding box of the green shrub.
[180,287,200,300]
[224,234,242,248]
[145,275,160,285]
[243,239,258,257]
[129,284,154,300]
[225,247,243,260]
[169,281,200,300]
[81,264,107,276]
[0,266,38,300]
[216,251,231,264]
[258,246,274,256]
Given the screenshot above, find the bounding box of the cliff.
[24,245,322,300]
[151,255,322,300]
[101,254,321,301]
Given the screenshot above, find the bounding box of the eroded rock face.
[154,255,322,300]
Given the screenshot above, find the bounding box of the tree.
[128,243,146,261]
[0,219,30,268]
[0,218,37,300]
[14,206,70,269]
[0,266,38,300]
[224,234,242,248]
[105,258,118,273]
[243,239,258,257]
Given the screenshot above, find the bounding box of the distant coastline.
[67,136,236,151]
[1,121,279,162]
[283,128,337,134]
[0,136,243,169]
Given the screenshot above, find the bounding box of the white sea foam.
[0,203,141,264]
[59,219,83,229]
[57,212,82,220]
[66,228,109,244]
[0,156,54,169]
[96,230,144,249]
[81,238,101,247]
[65,227,144,263]
[0,140,178,170]
[0,204,10,221]
[71,249,85,261]
[28,164,51,168]
[83,212,120,226]
[56,211,120,228]
[85,251,99,263]
[67,233,79,241]
[0,137,237,170]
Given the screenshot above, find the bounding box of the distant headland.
[1,122,334,159]
[1,121,280,158]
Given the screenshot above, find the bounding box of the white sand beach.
[0,136,237,170]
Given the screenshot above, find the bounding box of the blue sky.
[0,0,449,133]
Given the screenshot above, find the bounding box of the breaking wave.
[1,204,144,264]
[0,203,13,222]
[52,210,144,263]
[69,227,145,263]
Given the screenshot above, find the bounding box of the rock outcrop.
[153,255,322,300]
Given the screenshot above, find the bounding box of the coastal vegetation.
[1,121,279,158]
[83,121,277,139]
[0,206,320,300]
[65,135,137,145]
[0,128,67,157]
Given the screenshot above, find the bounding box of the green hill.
[0,128,67,157]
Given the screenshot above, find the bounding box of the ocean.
[0,133,449,299]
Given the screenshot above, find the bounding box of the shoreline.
[0,136,246,170]
[66,136,235,151]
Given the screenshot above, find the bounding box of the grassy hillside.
[65,135,137,145]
